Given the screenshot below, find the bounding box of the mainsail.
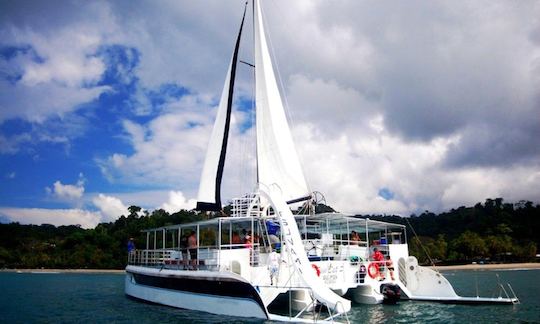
[196,4,247,211]
[254,0,310,203]
[197,0,310,210]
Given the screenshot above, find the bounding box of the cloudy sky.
[1,0,539,228]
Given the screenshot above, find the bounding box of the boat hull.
[350,285,384,304]
[125,266,268,319]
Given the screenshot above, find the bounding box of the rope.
[404,217,437,269]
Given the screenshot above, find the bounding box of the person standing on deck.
[371,247,385,280]
[188,231,198,270]
[180,233,189,269]
[244,232,253,264]
[268,249,280,285]
[127,238,136,263]
[127,238,135,253]
[386,255,395,281]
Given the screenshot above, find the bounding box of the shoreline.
[1,268,125,274]
[2,262,540,274]
[429,262,540,271]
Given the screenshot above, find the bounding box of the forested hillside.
[361,198,539,264]
[0,207,203,269]
[0,198,538,269]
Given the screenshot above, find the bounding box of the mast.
[196,3,248,211]
[253,0,259,185]
[197,0,311,211]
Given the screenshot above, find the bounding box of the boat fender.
[368,262,379,279]
[311,264,321,277]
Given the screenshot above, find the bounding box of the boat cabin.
[294,213,408,263]
[127,211,409,279]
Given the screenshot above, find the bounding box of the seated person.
[350,231,360,245]
[231,231,242,248]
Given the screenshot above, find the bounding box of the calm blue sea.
[0,269,538,323]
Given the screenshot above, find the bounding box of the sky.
[1,0,539,229]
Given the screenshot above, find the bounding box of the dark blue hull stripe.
[129,272,267,314]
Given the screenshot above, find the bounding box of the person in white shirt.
[268,250,280,285]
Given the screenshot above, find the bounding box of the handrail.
[128,244,262,270]
[507,283,520,304]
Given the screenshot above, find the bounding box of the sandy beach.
[3,263,539,273]
[430,262,540,271]
[1,269,125,274]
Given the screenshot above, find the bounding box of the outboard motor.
[380,283,401,305]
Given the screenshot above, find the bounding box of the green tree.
[513,241,537,261]
[485,235,512,259]
[128,206,141,218]
[429,234,448,261]
[450,231,487,261]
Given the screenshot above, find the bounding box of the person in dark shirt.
[188,231,198,270]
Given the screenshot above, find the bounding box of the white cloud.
[0,80,110,123]
[0,133,32,154]
[97,95,218,189]
[0,207,101,229]
[283,73,540,215]
[92,193,128,222]
[97,91,257,204]
[0,1,118,124]
[160,191,197,214]
[1,0,539,219]
[46,176,85,201]
[19,31,104,87]
[104,1,248,94]
[84,190,195,213]
[440,167,540,210]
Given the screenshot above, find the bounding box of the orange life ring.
[368,262,379,279]
[312,264,321,277]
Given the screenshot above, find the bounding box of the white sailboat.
[125,0,350,321]
[125,0,518,320]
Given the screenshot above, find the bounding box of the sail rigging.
[196,3,247,211]
[197,0,310,211]
[254,0,310,203]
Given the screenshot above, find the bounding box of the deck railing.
[128,243,262,270]
[354,260,396,284]
[302,238,372,261]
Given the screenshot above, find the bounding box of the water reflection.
[1,270,537,323]
[348,301,457,324]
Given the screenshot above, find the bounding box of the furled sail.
[254,0,310,203]
[196,4,247,211]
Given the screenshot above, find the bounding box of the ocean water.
[0,269,538,323]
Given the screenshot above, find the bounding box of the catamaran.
[125,0,350,321]
[125,0,518,321]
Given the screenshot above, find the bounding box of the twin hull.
[125,266,269,319]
